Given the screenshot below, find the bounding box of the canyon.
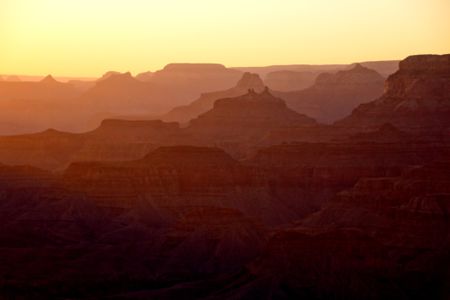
[0,54,448,299]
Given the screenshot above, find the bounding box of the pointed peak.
[350,63,369,72]
[262,86,271,95]
[41,75,58,84]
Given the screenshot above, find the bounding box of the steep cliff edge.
[337,54,450,132]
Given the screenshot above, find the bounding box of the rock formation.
[338,54,450,132]
[187,88,316,143]
[161,72,265,123]
[0,55,448,299]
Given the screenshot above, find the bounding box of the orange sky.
[1,0,450,77]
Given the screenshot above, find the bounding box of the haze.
[1,0,449,77]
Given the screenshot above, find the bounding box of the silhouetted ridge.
[213,87,284,108]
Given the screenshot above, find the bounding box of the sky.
[1,0,450,77]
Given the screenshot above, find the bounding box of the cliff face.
[0,138,449,298]
[278,64,385,123]
[222,160,450,299]
[62,146,303,226]
[338,54,450,132]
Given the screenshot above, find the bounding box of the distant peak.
[41,75,58,84]
[236,72,265,91]
[351,63,366,71]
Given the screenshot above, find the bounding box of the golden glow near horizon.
[1,0,450,77]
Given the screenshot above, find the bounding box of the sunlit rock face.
[338,54,450,132]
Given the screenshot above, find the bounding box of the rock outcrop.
[187,88,316,143]
[338,54,450,132]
